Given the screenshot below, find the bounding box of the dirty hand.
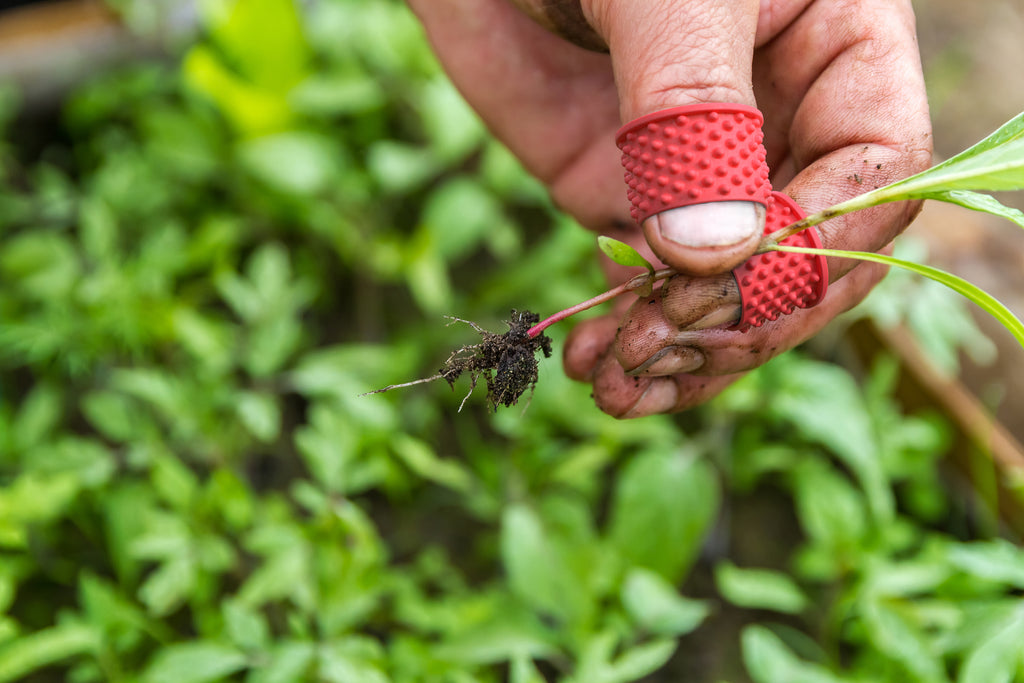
[405,0,932,418]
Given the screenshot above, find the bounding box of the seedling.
[369,111,1024,408]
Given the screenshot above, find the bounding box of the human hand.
[406,0,932,417]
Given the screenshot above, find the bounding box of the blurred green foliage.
[1,1,1022,682]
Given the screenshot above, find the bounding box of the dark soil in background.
[0,0,59,12]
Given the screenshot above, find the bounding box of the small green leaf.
[773,244,1024,353]
[391,434,473,493]
[606,638,677,682]
[317,636,388,683]
[238,132,339,196]
[957,607,1024,683]
[792,458,868,554]
[235,391,281,443]
[151,454,199,512]
[294,404,388,496]
[572,631,618,683]
[404,245,453,314]
[714,561,809,614]
[11,382,61,450]
[421,176,505,261]
[621,568,709,636]
[597,236,654,272]
[510,655,546,683]
[741,625,843,683]
[607,449,719,582]
[223,600,270,651]
[571,631,676,683]
[888,110,1024,196]
[924,189,1024,230]
[82,391,139,442]
[367,141,440,194]
[137,556,195,617]
[237,525,314,611]
[947,539,1024,588]
[247,641,315,683]
[741,625,801,683]
[183,46,294,135]
[289,74,385,117]
[142,642,247,683]
[861,598,945,682]
[436,598,557,665]
[0,472,80,531]
[797,111,1024,226]
[79,572,158,643]
[418,77,487,163]
[203,0,311,90]
[501,503,589,624]
[766,357,893,526]
[860,557,951,599]
[0,623,99,683]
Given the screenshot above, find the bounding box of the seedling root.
[362,310,552,411]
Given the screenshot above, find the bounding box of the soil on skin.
[440,310,552,409]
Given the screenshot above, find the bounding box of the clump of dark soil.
[364,310,552,410]
[441,310,552,409]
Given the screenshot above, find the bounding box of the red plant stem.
[527,282,630,338]
[527,268,675,338]
[527,219,816,339]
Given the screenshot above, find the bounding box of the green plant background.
[2,1,1024,682]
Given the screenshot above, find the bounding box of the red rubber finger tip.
[615,103,772,225]
[730,191,829,332]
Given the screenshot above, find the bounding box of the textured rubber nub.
[731,191,828,331]
[615,103,772,225]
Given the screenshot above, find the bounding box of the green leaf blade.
[714,561,810,615]
[741,625,844,683]
[0,623,99,683]
[922,189,1024,230]
[510,656,546,683]
[607,449,720,583]
[947,539,1024,588]
[803,111,1024,225]
[880,111,1024,198]
[772,244,1024,352]
[957,608,1024,683]
[766,359,893,526]
[621,567,709,636]
[597,236,654,272]
[142,642,247,683]
[500,504,590,625]
[607,638,677,682]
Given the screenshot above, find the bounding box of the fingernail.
[622,378,679,419]
[625,345,704,377]
[648,201,764,248]
[679,304,742,331]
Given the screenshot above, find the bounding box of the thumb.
[586,0,765,276]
